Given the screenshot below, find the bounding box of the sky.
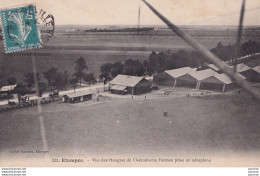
[0,0,260,26]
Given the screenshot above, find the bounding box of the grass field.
[0,90,259,161]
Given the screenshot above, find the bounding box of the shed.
[63,91,92,103]
[109,74,152,95]
[28,96,39,105]
[0,84,17,92]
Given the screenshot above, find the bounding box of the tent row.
[153,67,246,92]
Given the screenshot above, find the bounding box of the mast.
[137,3,141,35]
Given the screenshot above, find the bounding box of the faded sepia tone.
[0,0,259,167]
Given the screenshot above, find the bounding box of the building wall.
[111,89,127,95]
[63,94,92,103]
[199,82,224,91]
[175,74,197,88]
[83,94,92,101]
[110,78,151,95]
[201,76,223,84]
[225,83,237,91]
[126,87,133,94]
[240,70,260,82]
[134,86,151,95]
[153,72,175,86]
[199,77,224,91]
[134,79,152,95]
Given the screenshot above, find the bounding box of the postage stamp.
[0,4,41,53]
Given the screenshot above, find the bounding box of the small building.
[109,74,152,95]
[20,95,39,106]
[228,63,260,83]
[0,84,17,92]
[28,96,38,105]
[153,67,197,88]
[63,91,92,103]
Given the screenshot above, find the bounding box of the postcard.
[0,0,259,167]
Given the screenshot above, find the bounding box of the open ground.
[0,88,259,163]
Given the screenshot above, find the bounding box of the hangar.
[109,74,152,95]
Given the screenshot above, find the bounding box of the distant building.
[252,66,260,82]
[153,67,197,88]
[154,67,246,92]
[109,74,152,95]
[27,96,38,105]
[0,84,17,92]
[63,91,92,103]
[199,73,245,92]
[65,29,77,33]
[229,63,260,82]
[189,69,217,89]
[253,66,260,74]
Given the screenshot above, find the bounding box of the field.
[1,25,260,82]
[0,26,260,166]
[0,89,259,166]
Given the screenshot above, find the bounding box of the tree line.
[99,40,260,80]
[0,57,96,96]
[1,40,259,96]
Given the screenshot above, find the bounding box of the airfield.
[0,86,259,166]
[0,26,260,166]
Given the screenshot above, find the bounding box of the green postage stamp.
[0,4,41,53]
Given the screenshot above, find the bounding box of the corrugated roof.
[165,67,194,78]
[253,66,260,74]
[208,64,220,71]
[214,74,233,84]
[189,69,217,81]
[214,73,246,84]
[109,74,144,87]
[64,90,92,98]
[229,63,250,72]
[110,85,127,91]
